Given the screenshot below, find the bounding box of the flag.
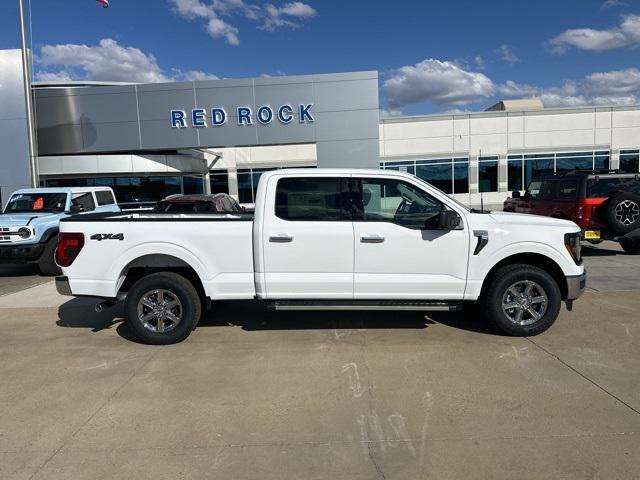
[96,0,109,7]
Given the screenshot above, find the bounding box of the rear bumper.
[55,276,73,296]
[0,243,45,263]
[566,272,587,300]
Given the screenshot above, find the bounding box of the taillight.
[56,232,85,267]
[564,232,582,265]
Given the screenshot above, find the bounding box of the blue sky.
[1,0,640,115]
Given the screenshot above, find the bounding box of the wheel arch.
[480,252,568,300]
[116,253,206,302]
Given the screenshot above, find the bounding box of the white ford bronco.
[56,169,586,344]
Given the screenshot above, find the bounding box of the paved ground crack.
[526,337,640,417]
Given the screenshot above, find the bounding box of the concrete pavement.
[0,241,639,479]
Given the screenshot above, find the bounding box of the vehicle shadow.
[0,264,39,277]
[581,245,618,257]
[56,297,498,342]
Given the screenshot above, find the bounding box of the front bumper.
[566,272,587,300]
[55,275,72,296]
[0,243,45,263]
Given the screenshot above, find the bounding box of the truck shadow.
[56,298,496,342]
[0,264,39,277]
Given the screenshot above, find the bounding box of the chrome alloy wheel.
[615,200,640,226]
[501,280,548,326]
[137,289,183,333]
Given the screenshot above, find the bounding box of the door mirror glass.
[511,190,521,199]
[435,210,461,230]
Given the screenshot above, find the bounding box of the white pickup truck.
[56,169,586,344]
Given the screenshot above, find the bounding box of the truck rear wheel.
[125,272,202,345]
[38,237,62,276]
[482,264,561,336]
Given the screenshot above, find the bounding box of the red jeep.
[504,170,640,254]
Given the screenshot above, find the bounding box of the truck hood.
[487,211,578,229]
[0,213,55,227]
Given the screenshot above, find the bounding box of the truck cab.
[0,187,120,274]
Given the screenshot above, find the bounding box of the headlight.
[17,227,31,239]
[564,232,582,265]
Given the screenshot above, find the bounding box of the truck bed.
[59,211,256,299]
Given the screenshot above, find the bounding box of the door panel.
[261,176,354,299]
[351,177,469,300]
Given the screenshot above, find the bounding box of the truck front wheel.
[482,264,561,336]
[125,272,202,345]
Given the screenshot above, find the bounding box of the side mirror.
[69,204,84,214]
[511,190,521,199]
[435,210,462,230]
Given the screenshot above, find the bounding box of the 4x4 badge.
[90,233,124,241]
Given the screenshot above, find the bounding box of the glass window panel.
[353,178,444,229]
[275,177,344,221]
[555,151,593,158]
[558,179,578,199]
[478,160,498,192]
[384,162,415,175]
[556,156,593,173]
[508,159,523,191]
[594,155,610,170]
[237,172,253,204]
[524,153,554,160]
[620,150,639,173]
[183,175,204,195]
[453,162,468,194]
[524,159,554,187]
[587,177,640,197]
[416,163,452,194]
[209,172,229,194]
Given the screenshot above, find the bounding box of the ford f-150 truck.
[55,169,586,344]
[0,187,120,275]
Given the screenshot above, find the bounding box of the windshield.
[4,193,67,213]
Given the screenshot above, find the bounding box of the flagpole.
[18,0,39,188]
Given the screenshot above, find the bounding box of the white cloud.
[379,108,403,117]
[181,70,220,81]
[35,70,73,82]
[382,58,495,109]
[474,55,486,70]
[549,14,640,53]
[602,0,629,8]
[169,0,317,44]
[37,39,217,84]
[498,68,640,107]
[495,44,519,63]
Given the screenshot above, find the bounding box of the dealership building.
[2,48,639,210]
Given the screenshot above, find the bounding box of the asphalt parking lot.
[1,241,639,479]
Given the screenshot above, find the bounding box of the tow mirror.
[511,190,521,199]
[435,210,461,230]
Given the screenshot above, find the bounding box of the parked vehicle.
[0,187,120,275]
[504,170,640,254]
[56,169,586,344]
[153,193,244,213]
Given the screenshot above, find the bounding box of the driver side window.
[348,178,444,229]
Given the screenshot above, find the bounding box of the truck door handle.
[269,233,293,243]
[361,234,385,243]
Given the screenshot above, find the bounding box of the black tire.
[620,237,640,255]
[481,264,562,336]
[587,239,603,245]
[125,272,202,345]
[37,237,61,276]
[604,193,640,234]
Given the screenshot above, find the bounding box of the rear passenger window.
[558,179,577,199]
[71,192,95,212]
[275,177,345,221]
[587,177,640,197]
[95,190,115,206]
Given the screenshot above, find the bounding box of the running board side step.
[269,300,463,312]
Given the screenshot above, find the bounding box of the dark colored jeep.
[504,170,640,254]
